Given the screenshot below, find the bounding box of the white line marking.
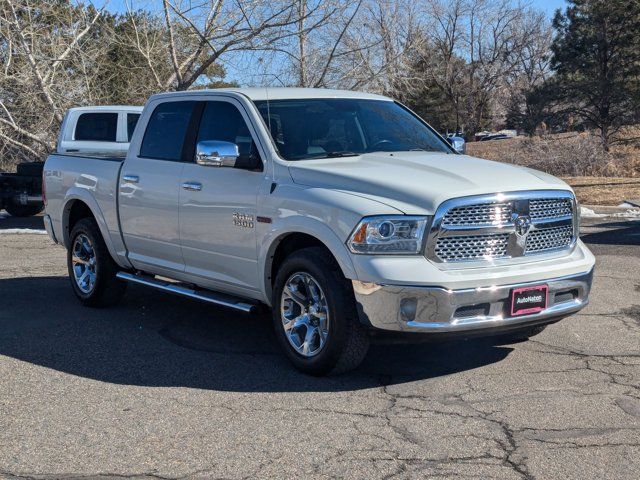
[0,228,47,235]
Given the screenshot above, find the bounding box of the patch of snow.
[611,209,640,218]
[580,207,607,218]
[618,202,635,208]
[581,206,640,219]
[0,212,9,219]
[0,228,47,235]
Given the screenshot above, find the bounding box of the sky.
[95,0,569,17]
[536,0,568,16]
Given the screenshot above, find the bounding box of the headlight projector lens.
[377,221,395,239]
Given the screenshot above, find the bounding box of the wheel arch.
[261,226,357,305]
[61,190,127,268]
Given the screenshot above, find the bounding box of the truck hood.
[287,152,571,214]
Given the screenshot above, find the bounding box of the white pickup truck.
[56,105,143,154]
[43,88,595,375]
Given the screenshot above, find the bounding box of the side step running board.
[116,272,260,314]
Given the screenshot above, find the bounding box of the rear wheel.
[5,203,43,217]
[272,247,370,376]
[68,217,126,307]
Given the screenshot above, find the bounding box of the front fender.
[259,218,358,304]
[257,184,402,303]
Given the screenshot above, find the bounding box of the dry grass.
[467,129,640,178]
[467,129,640,204]
[561,177,640,206]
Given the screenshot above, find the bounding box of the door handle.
[181,181,202,192]
[122,174,139,183]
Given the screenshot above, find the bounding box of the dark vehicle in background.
[479,133,510,141]
[0,161,44,217]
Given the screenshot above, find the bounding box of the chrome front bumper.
[352,269,593,333]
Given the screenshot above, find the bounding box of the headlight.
[347,216,430,254]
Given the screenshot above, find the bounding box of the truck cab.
[43,88,595,375]
[56,105,143,154]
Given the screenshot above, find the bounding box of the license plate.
[510,285,548,316]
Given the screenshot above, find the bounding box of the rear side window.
[75,112,118,141]
[127,113,141,141]
[140,101,195,161]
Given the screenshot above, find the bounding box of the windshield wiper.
[324,151,359,158]
[302,151,360,159]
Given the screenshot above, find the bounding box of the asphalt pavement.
[0,214,638,479]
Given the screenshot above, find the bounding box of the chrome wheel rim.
[280,272,330,358]
[72,234,97,294]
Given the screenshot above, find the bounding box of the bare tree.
[0,0,106,166]
[125,0,336,91]
[240,0,422,92]
[398,0,549,136]
[502,10,553,134]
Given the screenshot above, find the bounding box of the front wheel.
[68,217,126,307]
[272,247,370,376]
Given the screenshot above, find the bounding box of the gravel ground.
[0,215,638,479]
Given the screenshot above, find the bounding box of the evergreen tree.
[551,0,640,149]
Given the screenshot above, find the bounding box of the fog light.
[400,298,417,322]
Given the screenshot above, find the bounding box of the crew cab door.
[118,100,197,275]
[178,98,265,294]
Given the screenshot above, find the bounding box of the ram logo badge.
[514,214,532,237]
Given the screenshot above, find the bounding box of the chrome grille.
[435,233,510,261]
[427,191,576,264]
[442,203,512,226]
[525,225,574,253]
[530,198,572,220]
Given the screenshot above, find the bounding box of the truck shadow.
[0,276,514,392]
[580,221,640,247]
[0,212,44,230]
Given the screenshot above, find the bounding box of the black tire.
[272,247,370,376]
[67,217,126,307]
[5,203,43,217]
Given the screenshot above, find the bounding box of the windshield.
[253,98,451,160]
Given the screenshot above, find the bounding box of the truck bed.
[44,152,125,255]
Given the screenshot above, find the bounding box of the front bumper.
[352,268,593,333]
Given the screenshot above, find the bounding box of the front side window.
[253,98,451,160]
[140,101,195,161]
[75,112,118,142]
[196,101,254,156]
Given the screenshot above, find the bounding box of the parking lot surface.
[0,215,638,479]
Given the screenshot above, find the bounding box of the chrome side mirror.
[446,136,466,154]
[196,140,239,167]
